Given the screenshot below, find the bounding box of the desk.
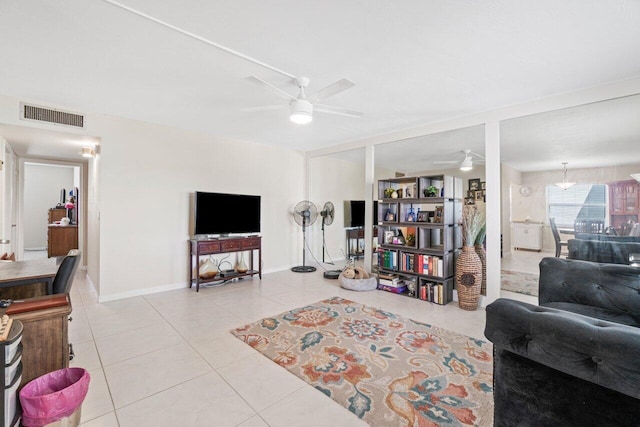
[0,258,58,295]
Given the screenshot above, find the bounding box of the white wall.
[0,93,305,301]
[501,164,522,256]
[23,163,74,249]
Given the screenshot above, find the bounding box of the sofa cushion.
[567,239,640,264]
[539,257,640,316]
[544,301,640,327]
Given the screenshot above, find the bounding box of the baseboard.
[98,282,185,303]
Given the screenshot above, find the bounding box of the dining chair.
[550,218,568,257]
[52,249,81,294]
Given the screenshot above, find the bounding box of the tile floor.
[69,263,536,427]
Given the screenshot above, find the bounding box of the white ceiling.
[1,0,640,159]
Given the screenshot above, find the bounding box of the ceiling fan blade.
[307,78,355,103]
[240,104,286,112]
[469,151,486,160]
[247,76,296,101]
[315,104,363,118]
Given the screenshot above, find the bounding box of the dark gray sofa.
[486,257,640,426]
[567,238,640,265]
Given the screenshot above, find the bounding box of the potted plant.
[384,188,396,198]
[455,204,485,310]
[423,185,438,197]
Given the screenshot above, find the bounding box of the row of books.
[419,281,446,304]
[378,249,398,270]
[398,253,444,277]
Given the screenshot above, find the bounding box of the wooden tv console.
[189,236,262,292]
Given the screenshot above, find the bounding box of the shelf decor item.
[475,224,487,296]
[423,185,438,197]
[235,252,249,273]
[456,204,484,310]
[199,257,219,279]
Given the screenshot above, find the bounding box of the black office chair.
[52,249,81,294]
[549,218,568,257]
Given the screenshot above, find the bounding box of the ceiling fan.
[433,149,485,171]
[244,76,363,124]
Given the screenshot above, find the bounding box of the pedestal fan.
[320,201,342,279]
[291,201,318,273]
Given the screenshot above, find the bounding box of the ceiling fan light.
[289,100,313,124]
[631,173,640,182]
[460,158,473,171]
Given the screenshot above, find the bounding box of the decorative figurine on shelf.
[384,188,395,198]
[384,209,395,222]
[406,207,416,222]
[424,185,438,197]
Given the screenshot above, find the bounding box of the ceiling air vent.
[20,103,85,128]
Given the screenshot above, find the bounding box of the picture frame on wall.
[469,179,481,191]
[475,191,484,201]
[481,181,486,190]
[465,198,475,205]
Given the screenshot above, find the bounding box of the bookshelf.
[376,175,462,305]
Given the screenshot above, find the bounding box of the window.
[546,184,607,228]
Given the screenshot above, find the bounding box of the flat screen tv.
[345,200,378,228]
[194,191,261,236]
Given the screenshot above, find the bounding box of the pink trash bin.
[19,368,90,427]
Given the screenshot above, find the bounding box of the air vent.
[20,103,84,128]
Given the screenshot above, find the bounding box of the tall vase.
[475,244,487,295]
[455,246,482,310]
[235,252,249,273]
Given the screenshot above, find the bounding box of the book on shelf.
[378,284,407,294]
[418,281,444,304]
[378,273,402,287]
[416,254,444,277]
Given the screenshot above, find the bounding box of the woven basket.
[456,246,482,310]
[475,244,487,296]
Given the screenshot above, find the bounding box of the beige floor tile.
[217,352,307,412]
[88,308,166,339]
[70,340,102,371]
[104,344,212,408]
[188,329,257,369]
[237,415,269,427]
[79,368,115,424]
[260,385,368,427]
[94,322,186,366]
[79,411,119,427]
[116,372,256,427]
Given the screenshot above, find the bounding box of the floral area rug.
[231,297,493,426]
[500,270,539,297]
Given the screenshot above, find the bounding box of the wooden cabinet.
[511,222,543,251]
[5,294,71,390]
[189,236,262,292]
[609,180,639,230]
[48,208,67,224]
[47,225,78,258]
[376,175,462,305]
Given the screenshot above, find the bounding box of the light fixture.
[289,99,313,124]
[631,173,640,182]
[81,146,95,158]
[555,162,576,190]
[460,157,473,171]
